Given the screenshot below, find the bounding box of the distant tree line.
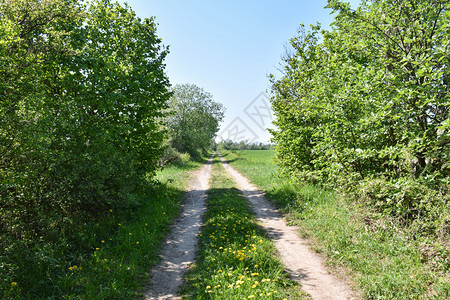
[218,140,273,151]
[270,0,449,236]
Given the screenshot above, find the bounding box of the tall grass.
[223,150,449,299]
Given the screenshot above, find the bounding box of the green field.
[222,150,449,300]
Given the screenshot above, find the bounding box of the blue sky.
[119,0,360,143]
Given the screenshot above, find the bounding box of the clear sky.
[119,0,360,143]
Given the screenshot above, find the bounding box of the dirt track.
[145,153,355,299]
[144,155,214,300]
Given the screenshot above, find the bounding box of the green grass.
[1,159,203,299]
[182,156,309,299]
[222,150,449,300]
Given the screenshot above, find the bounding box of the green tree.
[0,0,170,243]
[165,83,225,158]
[0,0,85,240]
[270,0,449,228]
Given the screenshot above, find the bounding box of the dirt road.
[145,154,355,299]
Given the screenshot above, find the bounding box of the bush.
[356,177,449,239]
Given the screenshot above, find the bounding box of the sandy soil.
[219,154,356,300]
[144,155,214,300]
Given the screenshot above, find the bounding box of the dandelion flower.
[11,282,17,287]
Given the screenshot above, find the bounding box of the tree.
[165,83,225,158]
[271,0,449,181]
[270,0,449,227]
[0,0,170,243]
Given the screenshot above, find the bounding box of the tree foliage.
[270,0,449,233]
[165,83,225,159]
[0,0,170,244]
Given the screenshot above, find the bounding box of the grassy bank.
[182,156,309,299]
[1,160,202,299]
[222,150,449,299]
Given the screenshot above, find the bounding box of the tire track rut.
[144,154,214,300]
